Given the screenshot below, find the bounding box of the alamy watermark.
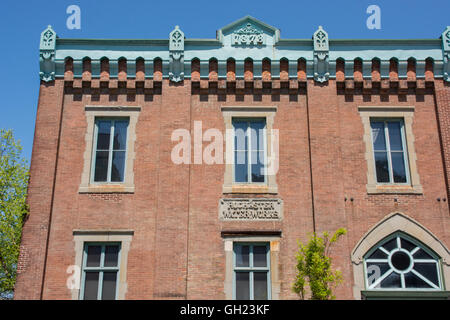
[66,265,81,290]
[170,121,279,175]
[66,5,81,30]
[366,5,381,30]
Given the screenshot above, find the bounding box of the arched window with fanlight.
[364,232,443,291]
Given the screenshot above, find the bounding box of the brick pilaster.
[434,81,450,202]
[14,80,65,299]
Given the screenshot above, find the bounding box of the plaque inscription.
[219,198,283,221]
[231,23,265,46]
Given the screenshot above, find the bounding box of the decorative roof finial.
[39,25,57,82]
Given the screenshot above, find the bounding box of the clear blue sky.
[0,0,449,162]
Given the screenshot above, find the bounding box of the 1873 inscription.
[231,23,265,46]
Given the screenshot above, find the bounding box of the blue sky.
[0,0,449,162]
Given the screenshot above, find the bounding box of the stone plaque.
[231,23,265,46]
[219,198,283,221]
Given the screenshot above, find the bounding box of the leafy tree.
[0,129,29,299]
[293,228,347,300]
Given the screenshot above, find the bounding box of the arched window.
[364,232,442,290]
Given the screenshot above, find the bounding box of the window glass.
[104,245,119,267]
[235,245,250,267]
[391,152,407,183]
[93,119,129,183]
[251,151,265,183]
[253,246,267,268]
[370,119,409,184]
[367,248,388,260]
[96,121,112,150]
[235,273,250,300]
[94,151,109,182]
[111,151,126,182]
[387,122,403,151]
[371,122,386,151]
[234,243,270,300]
[82,243,120,300]
[374,152,390,183]
[234,151,248,183]
[364,234,442,290]
[86,245,101,267]
[232,119,266,184]
[253,272,268,300]
[113,121,128,150]
[101,272,117,300]
[83,272,99,300]
[380,271,401,288]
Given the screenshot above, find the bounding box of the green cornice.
[56,38,441,46]
[56,38,169,45]
[56,38,223,46]
[330,39,441,45]
[39,18,450,83]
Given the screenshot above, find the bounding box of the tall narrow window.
[233,243,271,300]
[81,243,121,300]
[233,119,266,184]
[92,119,129,183]
[370,119,409,184]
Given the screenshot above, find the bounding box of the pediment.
[217,16,280,47]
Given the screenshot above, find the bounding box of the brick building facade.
[14,17,450,300]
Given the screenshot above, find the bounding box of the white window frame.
[363,232,443,291]
[358,106,422,194]
[232,118,268,185]
[233,242,271,300]
[222,106,278,194]
[71,230,133,300]
[223,236,281,300]
[79,106,140,193]
[370,118,411,185]
[80,242,121,300]
[90,118,129,184]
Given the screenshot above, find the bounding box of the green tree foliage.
[293,228,347,300]
[0,129,29,299]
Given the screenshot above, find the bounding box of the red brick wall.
[307,80,450,299]
[15,81,65,299]
[15,77,450,300]
[434,81,450,201]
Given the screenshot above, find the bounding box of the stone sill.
[78,185,135,194]
[222,184,278,194]
[367,184,423,195]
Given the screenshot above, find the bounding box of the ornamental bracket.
[313,26,329,83]
[169,25,185,82]
[39,25,57,82]
[442,26,450,82]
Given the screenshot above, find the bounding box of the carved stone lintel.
[219,198,283,221]
[169,25,185,82]
[39,25,57,82]
[313,26,329,83]
[442,26,450,82]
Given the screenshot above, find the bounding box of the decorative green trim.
[361,290,450,300]
[218,15,280,44]
[39,25,56,82]
[40,18,450,82]
[313,26,329,83]
[169,26,184,82]
[441,26,450,82]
